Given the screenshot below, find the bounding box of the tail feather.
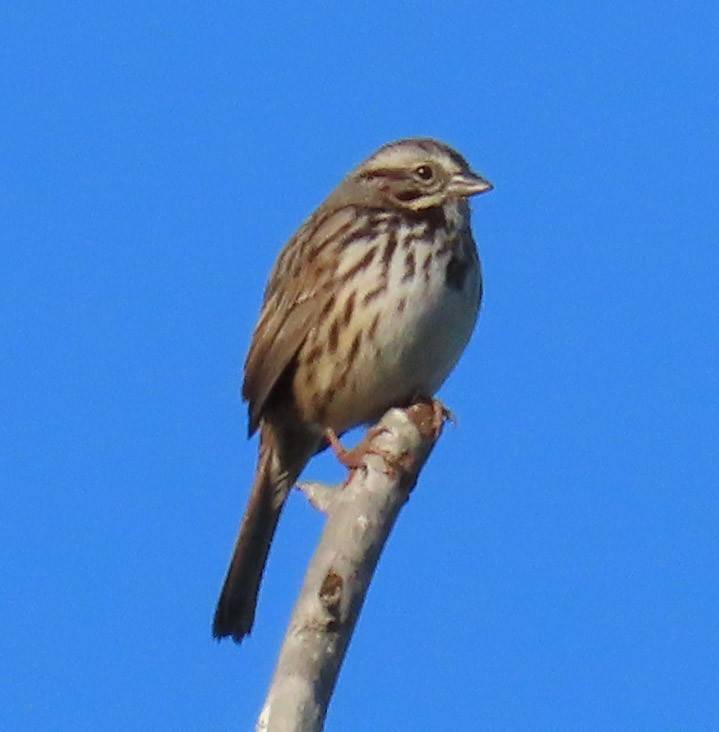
[212,422,315,642]
[212,457,281,641]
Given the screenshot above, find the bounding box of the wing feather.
[242,205,357,434]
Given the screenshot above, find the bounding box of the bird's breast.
[293,224,481,433]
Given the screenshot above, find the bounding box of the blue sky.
[2,2,718,730]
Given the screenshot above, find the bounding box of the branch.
[256,401,445,732]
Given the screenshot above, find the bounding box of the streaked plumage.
[214,138,492,642]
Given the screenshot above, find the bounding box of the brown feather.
[215,138,492,643]
[242,207,366,434]
[213,417,320,641]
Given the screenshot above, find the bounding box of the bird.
[213,137,493,642]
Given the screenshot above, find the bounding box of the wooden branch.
[256,402,445,732]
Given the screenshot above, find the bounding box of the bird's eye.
[414,164,434,181]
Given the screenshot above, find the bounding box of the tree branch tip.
[296,481,338,513]
[258,400,447,729]
[375,409,423,451]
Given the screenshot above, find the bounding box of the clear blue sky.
[2,3,718,730]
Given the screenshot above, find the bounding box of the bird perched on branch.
[213,138,493,642]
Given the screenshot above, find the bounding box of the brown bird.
[213,138,493,642]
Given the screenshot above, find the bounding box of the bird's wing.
[242,206,357,435]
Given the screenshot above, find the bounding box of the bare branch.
[257,401,445,732]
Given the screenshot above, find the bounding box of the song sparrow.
[213,138,493,642]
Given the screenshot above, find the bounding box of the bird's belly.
[296,253,481,433]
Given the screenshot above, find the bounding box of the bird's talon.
[325,428,367,470]
[325,425,393,472]
[411,396,453,439]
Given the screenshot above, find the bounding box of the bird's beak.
[449,171,494,198]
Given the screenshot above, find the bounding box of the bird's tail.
[212,423,310,642]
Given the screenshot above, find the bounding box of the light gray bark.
[256,402,444,732]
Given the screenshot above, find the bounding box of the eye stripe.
[358,168,407,181]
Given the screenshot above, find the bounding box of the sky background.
[2,2,718,730]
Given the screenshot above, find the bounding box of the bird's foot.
[324,426,389,470]
[410,396,455,440]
